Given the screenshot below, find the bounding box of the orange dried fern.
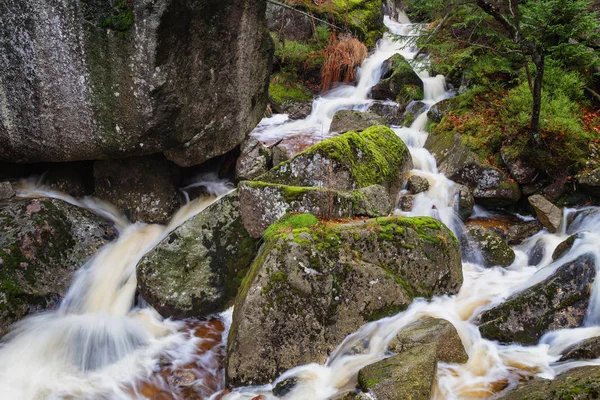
[316,33,368,91]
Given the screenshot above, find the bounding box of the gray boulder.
[577,168,600,196]
[0,0,272,167]
[235,136,272,181]
[226,216,462,386]
[94,154,180,224]
[479,255,596,345]
[456,184,475,220]
[506,220,543,245]
[368,102,403,126]
[388,317,468,364]
[329,110,386,134]
[501,148,537,184]
[0,182,15,200]
[498,366,600,400]
[425,132,520,207]
[464,225,515,267]
[528,194,563,233]
[0,198,116,336]
[238,182,392,238]
[358,345,437,400]
[407,175,430,194]
[258,125,413,195]
[372,55,424,109]
[136,191,257,318]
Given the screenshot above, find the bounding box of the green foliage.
[269,73,313,104]
[100,1,134,35]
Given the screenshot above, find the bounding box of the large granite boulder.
[238,182,392,237]
[136,192,257,318]
[479,255,596,345]
[425,132,520,207]
[257,125,413,195]
[0,0,272,167]
[329,110,386,134]
[94,154,180,224]
[226,216,462,386]
[0,198,117,336]
[464,225,515,267]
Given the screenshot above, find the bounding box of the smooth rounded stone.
[506,220,543,245]
[425,132,520,207]
[94,154,180,224]
[238,182,392,238]
[399,194,414,211]
[406,175,430,194]
[258,126,413,196]
[498,366,600,400]
[387,317,468,364]
[0,198,117,336]
[528,194,563,233]
[283,101,313,120]
[372,55,424,107]
[271,144,291,166]
[357,345,437,400]
[226,216,462,386]
[272,377,298,397]
[0,0,271,167]
[428,98,455,123]
[559,337,600,361]
[136,191,257,318]
[577,168,600,196]
[0,181,15,200]
[368,102,403,126]
[235,137,272,181]
[527,239,546,266]
[456,184,475,220]
[501,148,538,184]
[329,110,387,134]
[552,233,580,260]
[464,225,515,267]
[478,255,596,345]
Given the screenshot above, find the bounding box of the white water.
[0,180,234,400]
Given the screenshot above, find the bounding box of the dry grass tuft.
[315,33,368,91]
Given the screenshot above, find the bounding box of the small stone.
[167,370,196,387]
[528,194,563,233]
[406,175,429,194]
[271,144,290,166]
[456,185,474,220]
[552,233,580,260]
[399,195,414,211]
[0,182,15,200]
[273,377,298,397]
[506,220,543,245]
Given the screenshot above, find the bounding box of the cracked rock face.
[528,194,563,233]
[0,0,272,167]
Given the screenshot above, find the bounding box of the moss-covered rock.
[425,131,521,207]
[136,192,257,318]
[226,215,462,386]
[498,366,600,400]
[258,125,413,196]
[388,316,468,364]
[329,110,387,134]
[238,181,392,237]
[372,54,424,108]
[552,233,580,261]
[357,345,437,400]
[478,255,595,345]
[0,198,116,336]
[464,225,515,267]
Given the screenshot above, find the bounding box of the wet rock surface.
[258,126,413,195]
[388,316,468,364]
[425,132,520,207]
[406,175,430,194]
[506,220,543,245]
[528,194,563,233]
[478,255,596,345]
[368,102,404,126]
[0,198,116,336]
[464,225,515,267]
[0,0,271,167]
[137,192,257,318]
[94,154,180,224]
[498,366,600,399]
[226,216,462,386]
[329,110,387,134]
[372,55,424,107]
[358,345,437,400]
[457,184,475,220]
[235,137,272,182]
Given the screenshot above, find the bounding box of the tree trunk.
[531,54,544,145]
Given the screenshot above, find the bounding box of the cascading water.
[0,180,234,400]
[4,12,600,400]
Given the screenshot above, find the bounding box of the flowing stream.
[3,12,600,400]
